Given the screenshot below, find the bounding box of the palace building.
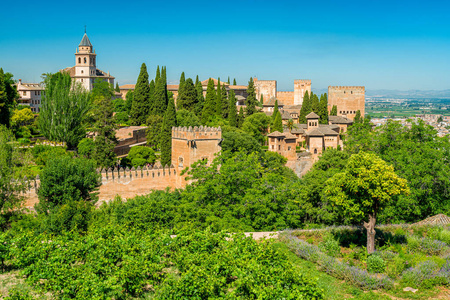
[61,32,115,91]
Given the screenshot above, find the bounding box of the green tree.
[242,112,271,144]
[11,107,34,128]
[330,105,337,116]
[154,66,168,116]
[146,114,163,150]
[325,152,409,253]
[0,126,27,214]
[271,111,283,133]
[233,78,236,85]
[124,146,156,167]
[176,109,201,127]
[272,99,279,123]
[115,82,120,93]
[354,110,362,123]
[78,138,95,159]
[299,91,311,124]
[178,71,185,99]
[319,93,329,124]
[90,79,117,169]
[245,77,258,116]
[155,65,161,83]
[39,72,90,149]
[130,63,151,125]
[194,78,204,117]
[177,78,196,111]
[221,130,261,154]
[286,119,294,133]
[36,156,101,213]
[228,90,237,127]
[227,76,230,84]
[160,96,177,166]
[221,85,228,119]
[215,78,222,116]
[201,79,215,124]
[0,69,18,127]
[237,107,244,128]
[311,92,319,114]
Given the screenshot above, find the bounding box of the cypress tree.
[177,78,196,111]
[354,110,362,123]
[233,78,236,85]
[228,89,237,127]
[272,100,279,123]
[148,80,155,114]
[201,79,216,124]
[299,91,311,124]
[0,69,18,127]
[245,77,258,116]
[271,111,283,133]
[311,92,320,113]
[160,96,177,167]
[237,107,244,128]
[227,76,230,84]
[177,72,185,109]
[330,105,338,116]
[319,93,329,124]
[130,63,151,125]
[195,79,204,117]
[195,75,199,86]
[221,85,228,119]
[215,78,222,116]
[162,66,168,106]
[155,66,161,83]
[115,82,120,92]
[260,94,264,105]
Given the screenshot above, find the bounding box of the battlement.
[172,126,222,140]
[328,86,365,91]
[294,79,311,84]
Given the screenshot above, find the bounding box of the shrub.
[386,256,407,278]
[3,287,34,300]
[77,138,95,159]
[402,260,443,289]
[125,146,156,168]
[319,233,341,257]
[367,254,386,273]
[407,235,448,255]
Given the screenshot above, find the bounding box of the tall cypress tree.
[221,85,228,119]
[160,96,177,167]
[215,78,222,116]
[162,66,168,107]
[272,99,279,122]
[237,107,244,128]
[195,79,204,117]
[354,110,362,123]
[311,92,320,114]
[271,111,283,133]
[153,66,168,116]
[330,105,338,116]
[148,79,155,114]
[130,63,151,125]
[0,69,18,127]
[319,93,329,124]
[115,82,120,92]
[195,75,199,86]
[233,78,237,85]
[299,91,311,124]
[177,72,186,109]
[177,78,196,111]
[228,89,237,127]
[245,77,258,116]
[201,78,215,124]
[155,66,161,83]
[227,76,230,84]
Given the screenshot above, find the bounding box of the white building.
[16,79,43,112]
[61,32,114,91]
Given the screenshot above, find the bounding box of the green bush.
[319,233,341,257]
[124,146,156,168]
[367,254,386,273]
[386,256,407,278]
[77,138,95,159]
[3,287,34,300]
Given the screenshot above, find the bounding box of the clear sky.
[1,0,449,91]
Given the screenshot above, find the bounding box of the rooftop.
[79,33,92,47]
[306,112,320,119]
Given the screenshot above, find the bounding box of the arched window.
[179,157,183,168]
[314,148,318,154]
[84,57,87,64]
[78,57,81,64]
[81,70,84,74]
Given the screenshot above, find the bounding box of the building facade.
[16,79,43,112]
[61,32,114,91]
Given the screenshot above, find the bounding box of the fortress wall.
[294,80,311,105]
[254,79,277,103]
[277,91,295,105]
[328,86,365,120]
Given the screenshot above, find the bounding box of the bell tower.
[74,29,97,90]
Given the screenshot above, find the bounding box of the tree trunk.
[363,213,376,254]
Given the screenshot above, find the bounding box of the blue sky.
[1,0,449,91]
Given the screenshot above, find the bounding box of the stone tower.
[74,32,97,90]
[328,86,365,120]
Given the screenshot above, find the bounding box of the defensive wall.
[328,86,365,120]
[294,80,311,105]
[22,126,222,209]
[254,78,277,103]
[254,78,311,106]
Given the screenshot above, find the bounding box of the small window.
[81,70,84,74]
[351,91,353,94]
[314,148,318,154]
[288,146,291,151]
[179,157,183,168]
[278,145,281,150]
[84,57,87,64]
[272,145,274,150]
[78,57,81,64]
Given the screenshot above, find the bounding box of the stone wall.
[328,86,365,120]
[254,78,277,103]
[276,91,294,105]
[294,80,311,105]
